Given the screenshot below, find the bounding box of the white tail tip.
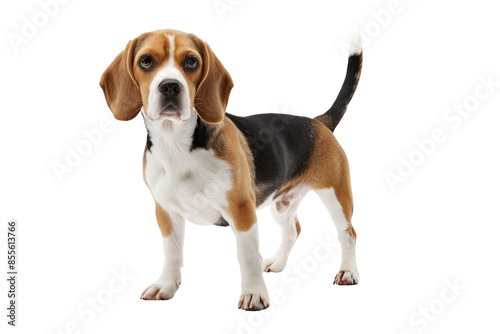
[349,31,362,56]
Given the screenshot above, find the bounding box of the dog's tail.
[315,32,363,132]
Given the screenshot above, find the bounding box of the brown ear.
[99,39,142,121]
[195,42,233,123]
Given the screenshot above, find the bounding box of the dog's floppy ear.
[100,39,142,121]
[195,42,234,123]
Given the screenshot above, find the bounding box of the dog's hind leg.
[302,121,359,285]
[315,186,359,285]
[263,189,308,273]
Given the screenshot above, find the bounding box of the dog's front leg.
[142,203,185,300]
[225,205,270,311]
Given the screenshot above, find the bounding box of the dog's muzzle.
[158,79,182,113]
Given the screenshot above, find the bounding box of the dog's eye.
[184,56,198,71]
[140,55,154,70]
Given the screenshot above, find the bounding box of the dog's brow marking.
[166,33,175,66]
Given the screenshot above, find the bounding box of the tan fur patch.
[143,146,148,185]
[345,225,357,241]
[212,118,257,232]
[295,219,301,238]
[277,120,356,240]
[155,202,173,237]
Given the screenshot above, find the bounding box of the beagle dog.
[100,29,362,311]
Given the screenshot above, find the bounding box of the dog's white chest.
[145,136,233,225]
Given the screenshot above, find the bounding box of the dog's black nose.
[158,80,182,97]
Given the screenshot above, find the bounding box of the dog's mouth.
[161,110,179,115]
[162,100,179,109]
[160,101,181,115]
[158,105,185,122]
[160,93,182,113]
[155,94,190,121]
[161,107,179,115]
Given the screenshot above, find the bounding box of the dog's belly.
[145,148,233,225]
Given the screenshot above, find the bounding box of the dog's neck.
[142,111,220,155]
[143,111,198,153]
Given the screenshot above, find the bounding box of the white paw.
[263,257,287,273]
[334,269,359,285]
[141,280,180,300]
[238,288,270,311]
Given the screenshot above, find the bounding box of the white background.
[1,0,499,333]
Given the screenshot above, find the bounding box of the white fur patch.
[349,30,363,56]
[144,115,233,226]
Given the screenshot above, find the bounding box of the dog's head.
[100,29,233,123]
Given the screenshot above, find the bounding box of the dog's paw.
[238,290,270,311]
[334,270,359,285]
[263,257,286,273]
[141,280,180,300]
